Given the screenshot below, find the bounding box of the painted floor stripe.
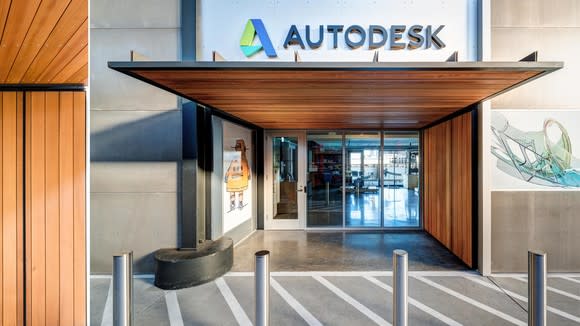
[270,277,323,326]
[514,277,580,301]
[215,278,253,326]
[90,274,155,279]
[226,271,479,277]
[165,291,185,326]
[465,277,580,324]
[89,272,580,279]
[492,274,580,278]
[558,276,580,285]
[100,279,113,326]
[313,275,391,326]
[413,276,526,326]
[364,276,463,326]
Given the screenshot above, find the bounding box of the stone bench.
[154,237,233,290]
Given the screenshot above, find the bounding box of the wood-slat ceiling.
[0,0,87,85]
[110,62,561,129]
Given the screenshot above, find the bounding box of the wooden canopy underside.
[109,61,561,129]
[0,0,87,85]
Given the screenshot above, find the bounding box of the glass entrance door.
[382,133,420,227]
[265,131,420,229]
[265,132,306,229]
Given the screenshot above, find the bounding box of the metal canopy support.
[213,51,226,62]
[294,51,301,62]
[181,0,196,61]
[446,51,458,62]
[520,51,538,62]
[130,50,150,62]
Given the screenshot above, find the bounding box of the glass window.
[307,132,343,227]
[345,132,381,227]
[383,133,420,227]
[272,136,298,220]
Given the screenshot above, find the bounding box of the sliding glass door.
[383,133,420,227]
[303,131,421,229]
[306,132,343,227]
[345,132,380,227]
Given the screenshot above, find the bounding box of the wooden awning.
[0,0,87,85]
[108,61,561,129]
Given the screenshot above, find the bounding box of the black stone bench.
[154,237,233,290]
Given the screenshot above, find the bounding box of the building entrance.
[265,132,307,229]
[266,131,420,230]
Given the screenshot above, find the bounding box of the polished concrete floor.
[91,273,580,325]
[307,188,419,227]
[231,230,468,272]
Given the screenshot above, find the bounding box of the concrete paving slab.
[276,276,379,326]
[89,274,580,325]
[327,276,448,325]
[428,276,527,321]
[133,279,170,326]
[490,277,580,325]
[376,276,515,325]
[548,277,580,295]
[224,276,308,325]
[90,278,110,326]
[176,280,238,326]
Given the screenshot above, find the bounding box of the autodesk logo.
[240,19,277,57]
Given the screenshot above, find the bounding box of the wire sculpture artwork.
[491,112,580,188]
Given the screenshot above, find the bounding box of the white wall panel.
[196,0,478,61]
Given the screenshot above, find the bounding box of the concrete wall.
[90,0,182,273]
[490,0,580,272]
[491,192,580,272]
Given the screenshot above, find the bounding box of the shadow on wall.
[90,109,183,274]
[91,110,181,162]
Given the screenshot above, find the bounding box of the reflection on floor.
[232,230,468,272]
[307,187,419,227]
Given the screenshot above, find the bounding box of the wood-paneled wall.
[25,91,86,325]
[0,91,86,325]
[423,111,473,267]
[0,92,24,326]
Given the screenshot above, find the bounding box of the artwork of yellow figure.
[225,139,251,211]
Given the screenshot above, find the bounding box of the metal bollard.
[528,250,547,326]
[113,251,133,326]
[393,250,408,326]
[255,250,270,326]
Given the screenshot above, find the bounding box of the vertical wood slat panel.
[1,92,24,326]
[450,113,472,266]
[30,92,47,326]
[59,92,74,326]
[423,111,472,267]
[25,92,32,325]
[45,93,60,326]
[16,93,24,326]
[73,92,86,325]
[23,91,86,325]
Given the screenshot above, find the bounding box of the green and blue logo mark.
[240,19,277,58]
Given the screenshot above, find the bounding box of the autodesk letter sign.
[240,19,446,58]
